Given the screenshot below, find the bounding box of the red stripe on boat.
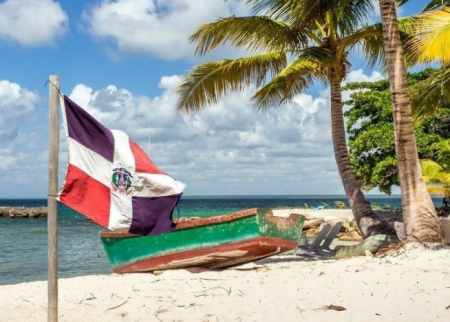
[111,237,298,273]
[59,164,111,227]
[129,139,165,175]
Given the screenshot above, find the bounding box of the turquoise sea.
[0,196,443,285]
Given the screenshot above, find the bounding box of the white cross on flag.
[57,96,185,235]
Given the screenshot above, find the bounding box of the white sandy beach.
[1,243,449,322]
[273,208,355,221]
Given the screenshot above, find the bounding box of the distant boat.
[100,208,304,273]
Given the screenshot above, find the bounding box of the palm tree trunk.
[378,0,445,242]
[330,77,394,238]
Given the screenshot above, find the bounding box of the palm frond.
[421,0,450,13]
[411,67,450,117]
[395,0,410,6]
[341,16,415,68]
[189,16,308,55]
[252,47,331,110]
[426,186,450,196]
[253,0,375,34]
[420,159,444,178]
[332,0,376,36]
[244,0,372,32]
[398,16,419,35]
[243,0,328,26]
[176,52,287,113]
[339,24,384,67]
[420,158,450,196]
[439,173,450,186]
[242,0,300,19]
[440,139,450,154]
[409,7,450,65]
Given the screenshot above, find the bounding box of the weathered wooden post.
[48,75,60,322]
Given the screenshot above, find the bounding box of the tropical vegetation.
[409,5,450,118]
[176,0,394,238]
[407,3,450,207]
[421,139,450,197]
[175,0,450,243]
[344,70,450,194]
[377,0,445,242]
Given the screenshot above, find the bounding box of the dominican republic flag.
[57,96,185,235]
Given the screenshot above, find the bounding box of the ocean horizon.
[0,195,444,286]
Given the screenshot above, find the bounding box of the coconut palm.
[377,0,445,242]
[176,0,395,238]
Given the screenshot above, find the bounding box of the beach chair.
[320,222,343,251]
[295,222,342,257]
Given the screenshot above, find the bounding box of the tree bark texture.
[330,78,395,238]
[378,0,445,242]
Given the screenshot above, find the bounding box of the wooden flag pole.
[48,75,60,322]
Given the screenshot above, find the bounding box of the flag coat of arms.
[57,96,185,235]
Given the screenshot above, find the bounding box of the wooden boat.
[100,208,304,273]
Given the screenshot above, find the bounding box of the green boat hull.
[100,208,304,273]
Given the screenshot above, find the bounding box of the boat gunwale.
[99,208,260,238]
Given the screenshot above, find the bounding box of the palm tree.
[176,0,394,238]
[377,0,445,242]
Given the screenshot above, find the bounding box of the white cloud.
[0,80,39,142]
[344,69,384,83]
[67,75,337,195]
[83,0,248,60]
[341,69,385,103]
[0,0,68,47]
[0,69,385,197]
[0,80,47,197]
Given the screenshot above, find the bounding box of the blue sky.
[0,0,434,198]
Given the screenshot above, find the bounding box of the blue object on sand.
[313,205,325,211]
